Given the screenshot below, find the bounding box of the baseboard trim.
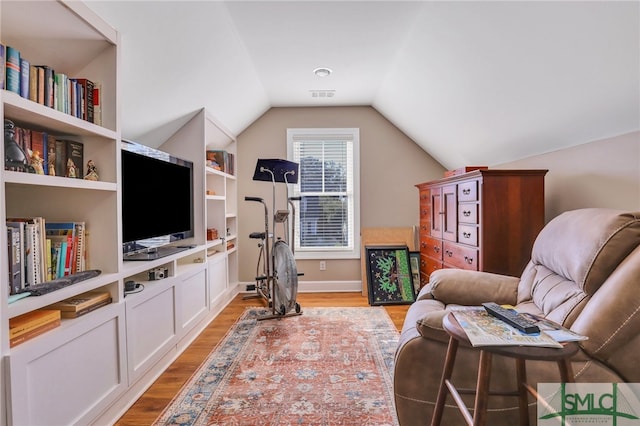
[237,280,362,293]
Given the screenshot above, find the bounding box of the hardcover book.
[6,221,25,293]
[10,318,60,348]
[75,78,94,123]
[9,309,61,339]
[92,81,102,126]
[0,43,5,90]
[47,290,111,313]
[28,64,38,102]
[6,225,22,294]
[5,46,20,94]
[19,57,30,99]
[35,65,55,108]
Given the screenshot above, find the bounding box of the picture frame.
[409,251,421,295]
[365,245,416,305]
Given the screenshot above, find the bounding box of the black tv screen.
[121,140,194,259]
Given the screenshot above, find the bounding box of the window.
[287,128,360,259]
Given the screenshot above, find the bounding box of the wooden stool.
[431,312,579,426]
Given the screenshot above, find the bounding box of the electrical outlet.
[319,261,326,271]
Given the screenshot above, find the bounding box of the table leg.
[431,336,459,426]
[558,359,574,383]
[516,358,530,426]
[472,350,492,426]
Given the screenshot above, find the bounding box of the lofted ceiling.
[86,1,640,169]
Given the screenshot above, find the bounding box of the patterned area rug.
[154,307,400,426]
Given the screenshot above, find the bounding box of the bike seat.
[249,232,266,240]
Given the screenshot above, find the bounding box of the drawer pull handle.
[422,209,428,215]
[421,242,426,248]
[445,250,453,257]
[463,232,471,239]
[433,246,440,253]
[464,256,474,264]
[421,225,427,231]
[463,210,471,217]
[462,188,471,195]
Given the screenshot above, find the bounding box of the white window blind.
[287,128,360,259]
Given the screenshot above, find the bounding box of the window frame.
[287,128,360,260]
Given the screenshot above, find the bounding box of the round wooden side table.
[431,312,580,426]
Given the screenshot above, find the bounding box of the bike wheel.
[272,240,298,314]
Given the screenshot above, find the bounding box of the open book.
[450,306,579,348]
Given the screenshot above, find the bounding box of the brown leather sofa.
[394,208,640,425]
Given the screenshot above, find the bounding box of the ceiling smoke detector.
[313,67,332,77]
[310,90,336,98]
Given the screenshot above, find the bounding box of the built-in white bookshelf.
[160,108,239,301]
[0,2,123,424]
[1,3,239,425]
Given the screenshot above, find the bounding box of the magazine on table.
[450,306,566,348]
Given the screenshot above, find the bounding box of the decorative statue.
[66,158,77,178]
[84,159,99,181]
[4,119,33,173]
[29,149,45,174]
[48,150,56,176]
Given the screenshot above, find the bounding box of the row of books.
[8,291,111,347]
[6,218,87,295]
[1,43,102,126]
[206,150,235,176]
[5,120,84,178]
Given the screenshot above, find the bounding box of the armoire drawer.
[420,235,443,260]
[443,241,479,271]
[458,224,478,247]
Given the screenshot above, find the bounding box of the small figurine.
[48,150,56,176]
[29,149,45,175]
[66,158,77,178]
[84,159,99,181]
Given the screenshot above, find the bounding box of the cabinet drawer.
[458,224,478,247]
[458,180,478,202]
[420,235,443,260]
[443,241,479,271]
[458,203,479,224]
[420,203,431,219]
[422,254,443,276]
[419,189,430,205]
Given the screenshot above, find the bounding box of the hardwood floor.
[115,292,410,425]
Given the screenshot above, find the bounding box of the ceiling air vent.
[310,90,336,98]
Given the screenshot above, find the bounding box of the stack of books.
[9,309,61,348]
[47,290,112,319]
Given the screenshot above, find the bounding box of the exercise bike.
[243,159,302,320]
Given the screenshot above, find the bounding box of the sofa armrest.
[427,269,519,306]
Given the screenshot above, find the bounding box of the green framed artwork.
[365,245,416,305]
[409,251,421,295]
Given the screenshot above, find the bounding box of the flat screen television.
[121,140,194,260]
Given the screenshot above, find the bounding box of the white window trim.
[287,128,360,260]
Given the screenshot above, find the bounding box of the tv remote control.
[482,302,540,334]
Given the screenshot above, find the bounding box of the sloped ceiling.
[87,1,640,169]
